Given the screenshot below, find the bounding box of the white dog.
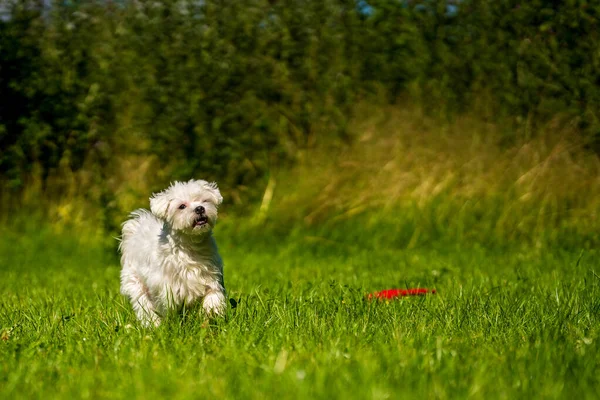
[119,179,226,327]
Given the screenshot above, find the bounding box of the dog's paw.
[139,314,161,328]
[203,292,226,316]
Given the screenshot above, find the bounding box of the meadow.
[0,220,598,399]
[1,109,599,399]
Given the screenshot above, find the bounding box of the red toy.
[367,288,436,300]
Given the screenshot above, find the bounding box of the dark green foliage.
[435,0,600,133]
[1,0,599,197]
[0,0,365,196]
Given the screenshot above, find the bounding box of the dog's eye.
[178,204,186,210]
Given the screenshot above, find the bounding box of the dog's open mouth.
[194,216,208,227]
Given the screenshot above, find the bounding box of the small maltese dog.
[119,179,226,327]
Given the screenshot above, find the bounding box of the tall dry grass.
[2,104,598,248]
[264,105,600,248]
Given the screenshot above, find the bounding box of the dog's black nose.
[194,206,205,215]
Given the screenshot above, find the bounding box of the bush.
[1,0,599,232]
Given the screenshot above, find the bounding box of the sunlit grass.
[1,223,599,399]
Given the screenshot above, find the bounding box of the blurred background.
[0,0,599,249]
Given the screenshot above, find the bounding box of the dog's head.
[150,179,223,234]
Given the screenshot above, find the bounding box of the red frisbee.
[367,288,436,300]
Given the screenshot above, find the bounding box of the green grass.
[1,221,599,400]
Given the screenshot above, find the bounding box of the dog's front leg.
[133,293,161,327]
[202,282,227,316]
[121,271,161,327]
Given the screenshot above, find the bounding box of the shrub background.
[1,0,599,235]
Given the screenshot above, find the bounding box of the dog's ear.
[204,181,223,206]
[150,191,172,220]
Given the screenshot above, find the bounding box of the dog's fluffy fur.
[119,179,226,327]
